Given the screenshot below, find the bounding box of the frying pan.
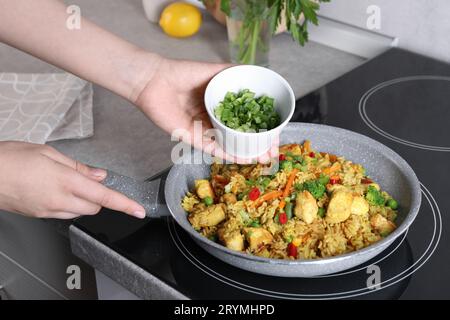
[103,123,421,277]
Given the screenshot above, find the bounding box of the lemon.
[159,2,202,38]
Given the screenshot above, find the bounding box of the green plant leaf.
[220,0,232,16]
[220,0,330,62]
[268,0,283,33]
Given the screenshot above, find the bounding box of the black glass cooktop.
[74,48,449,300]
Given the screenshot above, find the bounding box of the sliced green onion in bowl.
[214,89,281,133]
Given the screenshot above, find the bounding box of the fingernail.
[91,168,107,179]
[133,210,146,219]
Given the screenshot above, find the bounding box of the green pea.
[387,198,398,210]
[204,196,213,206]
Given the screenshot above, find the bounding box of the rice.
[183,141,398,260]
[181,193,199,212]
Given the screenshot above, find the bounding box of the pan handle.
[101,170,170,218]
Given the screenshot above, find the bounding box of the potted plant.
[203,0,330,66]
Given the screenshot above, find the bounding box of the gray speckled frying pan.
[103,123,421,277]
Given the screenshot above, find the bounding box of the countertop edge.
[69,225,188,300]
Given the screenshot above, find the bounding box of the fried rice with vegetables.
[182,141,398,260]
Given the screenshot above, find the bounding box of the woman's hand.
[135,58,235,160]
[134,58,279,163]
[0,142,146,220]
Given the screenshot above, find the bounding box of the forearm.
[0,0,160,101]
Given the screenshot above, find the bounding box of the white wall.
[318,0,450,63]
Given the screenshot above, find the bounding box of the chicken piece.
[351,196,370,216]
[181,194,200,213]
[195,179,214,200]
[370,214,396,236]
[326,183,346,193]
[326,189,353,224]
[224,173,247,194]
[188,204,226,229]
[222,193,237,205]
[294,191,318,224]
[243,227,273,251]
[320,152,338,163]
[217,228,244,251]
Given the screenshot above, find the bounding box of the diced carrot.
[329,154,338,163]
[322,162,341,175]
[251,191,283,208]
[303,140,312,153]
[320,152,338,163]
[279,168,299,210]
[213,175,229,185]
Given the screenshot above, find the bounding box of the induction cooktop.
[74,48,449,300]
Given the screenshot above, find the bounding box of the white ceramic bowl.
[204,65,296,159]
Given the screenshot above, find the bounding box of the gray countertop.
[0,0,365,299]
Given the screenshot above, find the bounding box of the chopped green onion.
[280,160,293,171]
[293,162,303,170]
[245,179,256,186]
[318,207,326,218]
[240,210,251,224]
[380,231,390,238]
[285,151,294,159]
[214,89,281,132]
[285,203,293,219]
[261,177,271,188]
[274,212,280,224]
[208,234,218,242]
[249,220,261,228]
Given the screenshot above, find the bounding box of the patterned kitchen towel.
[0,73,93,144]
